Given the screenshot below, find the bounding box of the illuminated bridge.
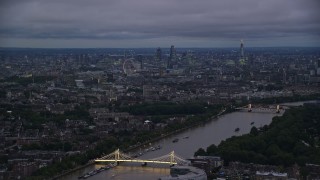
[95,149,189,165]
[235,104,284,113]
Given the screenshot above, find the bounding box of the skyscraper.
[136,55,143,70]
[317,59,320,75]
[283,68,287,84]
[168,45,176,69]
[156,47,162,61]
[240,40,244,57]
[239,40,245,65]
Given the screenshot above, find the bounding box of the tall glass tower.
[168,45,175,69]
[240,40,244,58]
[156,47,162,61]
[239,40,245,65]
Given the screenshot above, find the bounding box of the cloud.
[0,0,319,47]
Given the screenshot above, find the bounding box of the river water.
[60,101,310,180]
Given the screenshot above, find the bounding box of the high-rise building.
[283,68,287,84]
[136,55,143,70]
[239,40,246,65]
[317,59,320,75]
[168,45,176,69]
[170,45,176,60]
[156,47,162,61]
[240,40,244,58]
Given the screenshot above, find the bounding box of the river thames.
[60,102,312,180]
[60,102,308,179]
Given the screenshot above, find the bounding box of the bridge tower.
[276,105,280,113]
[248,104,252,112]
[115,149,120,163]
[170,151,175,165]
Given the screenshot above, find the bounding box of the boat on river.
[250,122,254,125]
[172,138,179,143]
[235,127,240,132]
[156,145,162,150]
[78,163,116,179]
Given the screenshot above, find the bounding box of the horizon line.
[1,46,320,49]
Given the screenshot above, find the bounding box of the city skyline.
[0,0,320,48]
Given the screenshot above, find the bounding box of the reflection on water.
[89,165,170,180]
[61,163,171,180]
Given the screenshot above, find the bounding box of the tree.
[250,126,258,136]
[206,144,218,155]
[197,105,320,167]
[194,148,207,156]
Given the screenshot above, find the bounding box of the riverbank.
[124,108,227,153]
[49,100,296,179]
[195,103,320,179]
[51,100,310,179]
[50,108,227,179]
[51,161,94,180]
[59,105,293,179]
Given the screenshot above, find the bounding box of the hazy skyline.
[0,0,320,48]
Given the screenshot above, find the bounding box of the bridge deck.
[94,159,177,164]
[95,149,187,165]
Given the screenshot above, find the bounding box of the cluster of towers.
[155,45,176,69]
[155,41,245,68]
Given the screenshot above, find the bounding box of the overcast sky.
[0,0,319,48]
